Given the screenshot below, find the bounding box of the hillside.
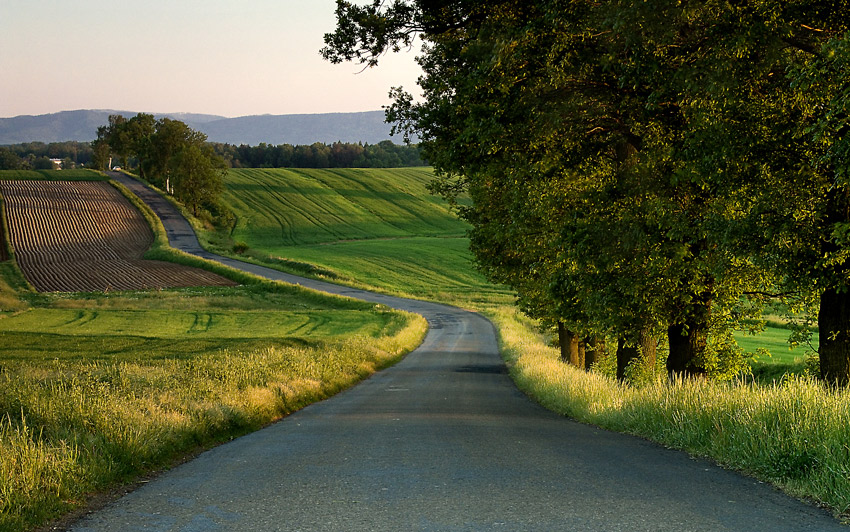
[0,110,406,145]
[207,167,508,305]
[224,167,464,247]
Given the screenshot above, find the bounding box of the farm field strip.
[225,168,466,248]
[0,307,401,340]
[0,180,235,292]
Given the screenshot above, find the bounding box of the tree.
[90,138,111,171]
[32,156,54,170]
[95,115,229,224]
[126,113,156,179]
[0,148,20,170]
[323,0,768,379]
[683,3,850,384]
[172,144,226,217]
[102,114,130,169]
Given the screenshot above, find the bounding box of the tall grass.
[0,315,426,531]
[490,305,850,517]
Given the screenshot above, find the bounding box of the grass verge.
[489,305,850,518]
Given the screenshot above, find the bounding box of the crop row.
[0,180,234,292]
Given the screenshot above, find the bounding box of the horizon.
[0,1,422,119]
[0,108,387,120]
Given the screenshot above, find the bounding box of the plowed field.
[0,180,236,292]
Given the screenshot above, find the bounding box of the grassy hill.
[211,167,511,305]
[225,167,464,246]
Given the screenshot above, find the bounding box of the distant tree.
[126,113,156,178]
[172,144,226,217]
[90,138,111,171]
[95,115,229,223]
[102,114,131,168]
[148,118,206,192]
[32,156,55,170]
[0,148,20,170]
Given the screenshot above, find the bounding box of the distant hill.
[0,110,407,146]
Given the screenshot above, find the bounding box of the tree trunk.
[557,321,583,368]
[617,328,656,381]
[819,287,850,386]
[666,321,708,379]
[584,336,606,370]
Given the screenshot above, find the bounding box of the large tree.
[324,0,772,379]
[679,2,850,384]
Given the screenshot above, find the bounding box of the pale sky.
[0,0,422,118]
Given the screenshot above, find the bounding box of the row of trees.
[0,138,421,171]
[0,141,94,170]
[93,114,227,219]
[324,1,850,383]
[211,140,424,169]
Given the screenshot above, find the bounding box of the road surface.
[69,174,845,531]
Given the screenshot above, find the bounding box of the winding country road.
[70,174,845,531]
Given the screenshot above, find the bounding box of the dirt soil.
[0,180,236,292]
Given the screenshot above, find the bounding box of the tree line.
[324,1,850,383]
[0,139,422,171]
[0,141,94,170]
[210,140,423,169]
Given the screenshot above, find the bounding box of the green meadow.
[225,167,463,246]
[207,167,511,306]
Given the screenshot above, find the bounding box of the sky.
[0,0,422,118]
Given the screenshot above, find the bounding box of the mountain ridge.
[0,109,405,146]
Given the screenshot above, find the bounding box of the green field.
[209,167,511,306]
[226,167,464,246]
[0,169,106,180]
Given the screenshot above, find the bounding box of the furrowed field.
[0,170,426,531]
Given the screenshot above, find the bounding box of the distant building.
[49,158,63,169]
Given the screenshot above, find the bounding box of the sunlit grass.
[490,305,850,517]
[0,316,426,531]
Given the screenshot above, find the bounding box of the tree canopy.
[324,0,850,383]
[94,114,228,221]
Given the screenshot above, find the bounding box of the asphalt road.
[70,174,846,531]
